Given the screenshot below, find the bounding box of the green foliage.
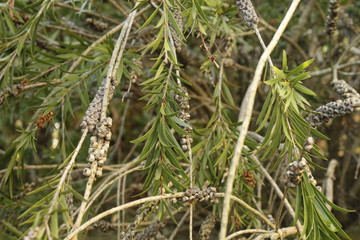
[299,175,353,240]
[257,51,325,169]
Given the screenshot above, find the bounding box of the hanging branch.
[219,1,302,238]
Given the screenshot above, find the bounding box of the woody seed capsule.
[83,168,91,177]
[235,0,259,29]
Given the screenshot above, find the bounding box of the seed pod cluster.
[304,136,314,152]
[86,18,108,32]
[325,0,339,35]
[235,0,259,29]
[169,2,183,52]
[121,201,158,240]
[223,36,235,67]
[173,187,217,205]
[92,220,114,232]
[65,192,74,214]
[242,170,257,188]
[35,112,53,128]
[15,180,42,200]
[175,87,193,152]
[306,98,360,127]
[23,227,41,240]
[286,158,308,188]
[331,79,360,101]
[81,78,117,132]
[134,220,165,240]
[83,117,112,178]
[199,214,217,240]
[130,58,143,84]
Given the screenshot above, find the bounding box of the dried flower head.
[331,79,360,100]
[36,112,53,128]
[242,170,257,188]
[235,0,259,29]
[199,214,217,240]
[135,220,165,240]
[306,98,360,127]
[325,0,339,35]
[169,2,183,52]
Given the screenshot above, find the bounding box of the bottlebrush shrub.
[0,1,359,240]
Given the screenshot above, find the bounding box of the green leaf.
[288,59,314,76]
[282,50,288,71]
[264,77,280,85]
[1,220,23,237]
[294,84,316,96]
[50,212,59,238]
[137,6,160,32]
[272,66,287,80]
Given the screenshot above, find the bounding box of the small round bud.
[90,136,97,143]
[97,131,106,138]
[83,168,91,177]
[96,169,103,177]
[80,121,87,128]
[182,145,188,151]
[106,117,113,127]
[182,196,189,202]
[306,137,314,145]
[98,160,105,167]
[105,132,112,141]
[180,138,187,144]
[299,158,307,167]
[304,145,313,152]
[88,154,95,163]
[28,230,36,238]
[91,141,98,148]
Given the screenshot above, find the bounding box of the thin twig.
[253,226,298,240]
[168,210,190,240]
[310,60,360,76]
[64,192,274,240]
[333,34,360,80]
[225,229,268,240]
[259,19,308,60]
[254,27,274,68]
[43,130,88,226]
[64,193,185,240]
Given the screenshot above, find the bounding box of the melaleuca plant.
[0,1,358,240]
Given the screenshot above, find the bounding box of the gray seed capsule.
[83,168,91,177]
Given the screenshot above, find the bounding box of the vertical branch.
[325,159,338,211]
[71,6,139,238]
[116,177,122,240]
[219,1,303,239]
